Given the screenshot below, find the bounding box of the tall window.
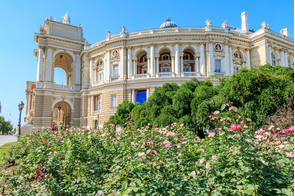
[113,65,119,77]
[99,61,103,65]
[235,67,239,74]
[112,95,117,107]
[234,53,242,58]
[183,53,189,60]
[144,55,147,62]
[136,90,147,104]
[98,72,104,81]
[215,60,221,72]
[288,59,291,67]
[271,53,276,66]
[162,53,169,60]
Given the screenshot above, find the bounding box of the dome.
[160,17,177,28]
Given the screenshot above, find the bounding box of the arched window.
[271,53,276,66]
[234,52,242,59]
[162,53,169,60]
[288,59,291,67]
[183,53,189,60]
[99,61,103,65]
[144,55,147,62]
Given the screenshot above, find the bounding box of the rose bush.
[0,116,293,195]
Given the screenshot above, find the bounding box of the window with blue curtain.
[136,90,147,104]
[215,60,221,72]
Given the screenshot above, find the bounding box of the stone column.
[180,56,183,73]
[127,47,131,78]
[246,49,251,69]
[156,57,159,73]
[268,44,272,65]
[147,58,150,74]
[285,51,288,67]
[194,57,199,73]
[146,88,150,100]
[37,47,44,82]
[93,68,97,83]
[224,44,230,75]
[150,44,155,76]
[229,46,234,75]
[280,50,285,67]
[200,43,205,75]
[46,47,53,82]
[99,95,102,112]
[90,96,94,115]
[132,60,136,75]
[208,41,214,75]
[119,47,125,79]
[106,50,111,81]
[28,93,31,111]
[76,53,81,85]
[131,89,135,104]
[171,56,175,73]
[175,43,180,75]
[89,58,93,85]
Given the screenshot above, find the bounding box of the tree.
[108,100,135,127]
[0,116,13,135]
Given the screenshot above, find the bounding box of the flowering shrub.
[0,120,293,195]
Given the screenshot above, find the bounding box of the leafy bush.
[109,64,293,135]
[0,116,293,195]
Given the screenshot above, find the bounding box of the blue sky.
[0,0,293,128]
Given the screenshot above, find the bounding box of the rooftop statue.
[205,19,212,26]
[261,21,266,28]
[39,25,46,34]
[222,20,227,28]
[121,25,126,33]
[62,13,71,25]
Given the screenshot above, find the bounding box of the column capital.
[245,48,251,52]
[207,41,214,45]
[127,47,132,50]
[155,57,159,59]
[150,44,156,47]
[199,42,206,45]
[268,44,272,48]
[175,42,180,45]
[38,45,46,50]
[47,46,55,50]
[120,46,125,50]
[279,49,284,52]
[224,43,230,46]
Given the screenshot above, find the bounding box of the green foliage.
[108,100,135,127]
[0,122,293,195]
[106,64,294,134]
[0,116,13,135]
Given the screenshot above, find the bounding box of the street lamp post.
[18,101,24,136]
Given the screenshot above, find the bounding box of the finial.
[166,16,171,21]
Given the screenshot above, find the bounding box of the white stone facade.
[25,12,294,131]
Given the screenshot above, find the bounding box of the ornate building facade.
[23,12,294,132]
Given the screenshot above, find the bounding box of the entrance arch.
[52,101,72,127]
[54,52,73,85]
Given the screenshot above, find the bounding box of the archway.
[54,52,73,85]
[136,51,148,74]
[52,101,71,127]
[159,47,172,74]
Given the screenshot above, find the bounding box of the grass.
[0,142,18,167]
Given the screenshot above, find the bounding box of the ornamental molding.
[111,49,120,58]
[213,52,225,58]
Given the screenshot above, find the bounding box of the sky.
[0,0,293,128]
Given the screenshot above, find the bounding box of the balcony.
[158,72,173,78]
[36,82,80,91]
[180,72,199,77]
[132,74,150,79]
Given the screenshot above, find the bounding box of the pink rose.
[240,122,244,125]
[286,152,294,157]
[191,171,196,178]
[230,124,237,131]
[236,125,242,130]
[98,190,103,195]
[276,165,282,169]
[176,144,181,148]
[138,152,145,157]
[200,158,205,164]
[105,121,108,124]
[281,137,287,141]
[88,162,91,164]
[197,171,201,175]
[165,144,171,147]
[229,149,233,153]
[227,155,230,158]
[289,126,294,132]
[212,155,217,160]
[236,151,242,154]
[206,162,210,169]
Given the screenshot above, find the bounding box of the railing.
[53,84,80,91]
[132,74,149,79]
[93,80,104,86]
[88,27,293,50]
[181,72,198,77]
[159,72,173,77]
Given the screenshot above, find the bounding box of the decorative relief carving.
[111,49,120,58]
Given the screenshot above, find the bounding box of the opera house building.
[23,12,294,132]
